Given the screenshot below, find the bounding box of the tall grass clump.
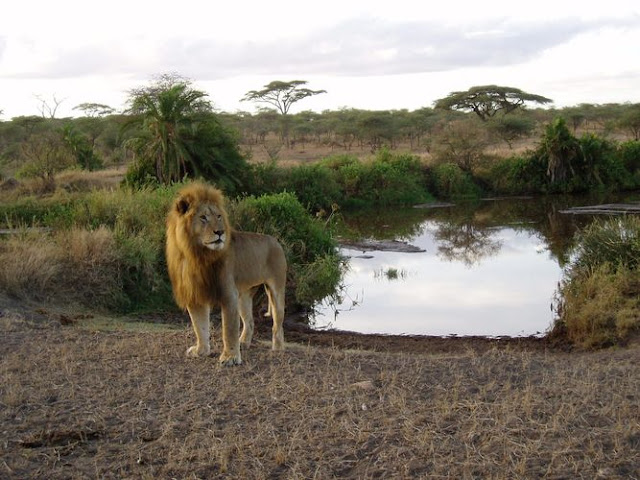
[552,216,640,348]
[0,227,124,308]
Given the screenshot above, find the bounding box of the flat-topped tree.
[242,80,326,146]
[242,80,326,115]
[434,85,552,121]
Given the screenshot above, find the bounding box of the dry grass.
[0,168,126,202]
[557,265,640,348]
[55,168,126,192]
[0,228,121,307]
[1,314,638,479]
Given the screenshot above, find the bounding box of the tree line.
[1,75,639,195]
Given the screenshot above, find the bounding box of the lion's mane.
[165,182,231,309]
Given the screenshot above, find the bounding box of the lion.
[166,182,287,366]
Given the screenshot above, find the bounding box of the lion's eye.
[217,214,222,220]
[200,215,207,223]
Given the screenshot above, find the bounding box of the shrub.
[333,149,431,208]
[577,133,629,189]
[619,140,640,174]
[482,154,547,195]
[428,163,479,198]
[283,164,341,211]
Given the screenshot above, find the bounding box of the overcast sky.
[1,0,639,119]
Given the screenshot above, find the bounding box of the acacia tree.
[124,74,246,189]
[434,85,552,121]
[241,80,326,146]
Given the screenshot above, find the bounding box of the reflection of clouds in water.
[315,226,562,337]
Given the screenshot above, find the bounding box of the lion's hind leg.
[239,291,254,348]
[265,282,285,351]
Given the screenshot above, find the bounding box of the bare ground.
[1,307,639,479]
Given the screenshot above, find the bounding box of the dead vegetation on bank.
[1,312,638,479]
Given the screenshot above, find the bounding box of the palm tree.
[540,117,579,184]
[124,75,246,189]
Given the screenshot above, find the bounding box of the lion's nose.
[214,230,224,236]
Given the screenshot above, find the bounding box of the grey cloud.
[159,16,637,78]
[5,16,638,80]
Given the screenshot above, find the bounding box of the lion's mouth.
[204,235,225,249]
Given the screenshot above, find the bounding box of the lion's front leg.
[186,304,211,357]
[219,293,242,366]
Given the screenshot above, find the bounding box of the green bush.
[428,163,479,198]
[619,140,640,174]
[333,149,431,208]
[283,163,341,211]
[482,154,547,195]
[577,134,629,189]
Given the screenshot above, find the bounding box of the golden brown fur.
[166,182,287,366]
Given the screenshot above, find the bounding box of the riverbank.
[1,307,638,479]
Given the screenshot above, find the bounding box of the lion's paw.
[186,345,211,357]
[219,351,242,367]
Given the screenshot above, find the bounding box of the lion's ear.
[176,196,191,215]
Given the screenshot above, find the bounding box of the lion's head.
[166,182,232,309]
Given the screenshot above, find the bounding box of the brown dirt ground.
[1,305,639,479]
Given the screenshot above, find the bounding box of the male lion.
[166,182,287,366]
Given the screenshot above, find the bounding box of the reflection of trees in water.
[339,207,430,240]
[433,221,502,266]
[339,192,637,267]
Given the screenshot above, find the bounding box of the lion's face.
[192,202,228,251]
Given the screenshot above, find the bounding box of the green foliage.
[284,164,341,211]
[539,117,580,185]
[333,149,430,207]
[619,140,640,173]
[577,133,628,189]
[521,118,639,194]
[434,85,552,121]
[482,154,547,195]
[487,114,536,148]
[428,163,479,198]
[62,124,103,171]
[241,150,432,210]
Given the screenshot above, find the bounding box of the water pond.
[312,193,640,337]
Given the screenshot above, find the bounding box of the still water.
[312,194,638,337]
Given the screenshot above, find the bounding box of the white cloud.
[0,0,639,118]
